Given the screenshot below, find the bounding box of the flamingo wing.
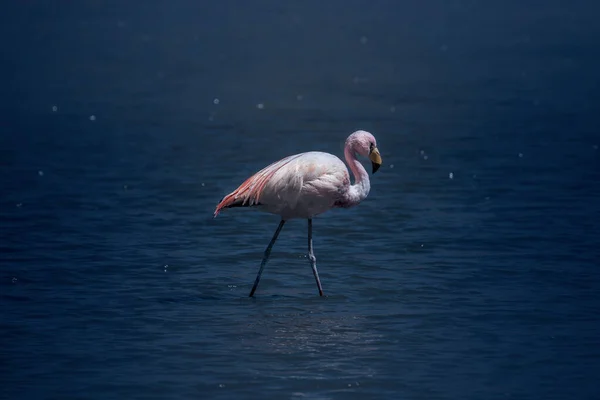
[214,153,304,217]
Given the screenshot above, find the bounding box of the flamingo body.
[215,151,350,220]
[214,130,382,297]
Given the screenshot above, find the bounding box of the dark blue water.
[2,1,600,399]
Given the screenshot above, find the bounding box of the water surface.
[2,1,600,399]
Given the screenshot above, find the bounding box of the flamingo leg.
[249,219,286,297]
[308,218,324,296]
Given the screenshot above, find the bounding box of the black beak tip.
[372,162,381,174]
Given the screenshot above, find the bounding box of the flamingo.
[214,130,382,297]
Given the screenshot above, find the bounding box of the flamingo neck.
[342,146,371,207]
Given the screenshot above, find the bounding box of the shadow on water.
[221,295,384,391]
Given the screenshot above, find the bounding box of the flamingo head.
[346,130,382,173]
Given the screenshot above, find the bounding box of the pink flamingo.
[214,130,382,297]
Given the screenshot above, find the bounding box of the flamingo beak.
[369,147,382,173]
